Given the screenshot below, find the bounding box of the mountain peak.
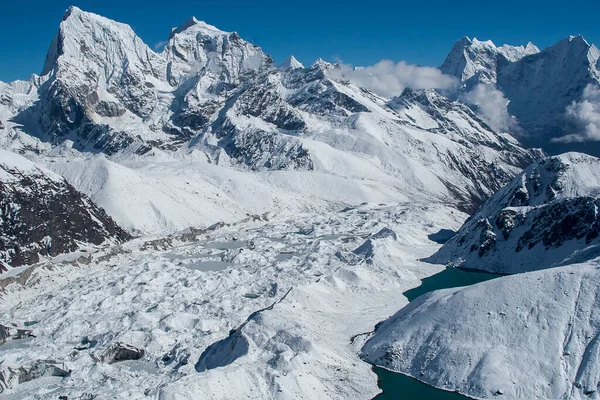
[471,37,496,49]
[169,16,226,40]
[62,5,81,21]
[311,58,333,70]
[569,34,589,45]
[175,16,199,32]
[42,6,158,76]
[278,55,304,71]
[441,36,539,85]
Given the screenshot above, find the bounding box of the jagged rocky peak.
[497,41,539,62]
[391,87,442,106]
[163,14,270,86]
[278,55,304,71]
[441,36,539,85]
[497,35,600,140]
[35,4,167,147]
[0,149,131,270]
[42,6,164,79]
[427,152,600,273]
[311,57,334,70]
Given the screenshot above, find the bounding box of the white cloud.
[460,84,520,133]
[154,40,168,50]
[328,60,457,98]
[552,84,600,143]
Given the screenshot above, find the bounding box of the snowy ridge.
[427,152,600,273]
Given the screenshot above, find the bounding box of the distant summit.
[278,55,304,71]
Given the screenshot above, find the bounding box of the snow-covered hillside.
[1,6,598,400]
[427,152,600,273]
[362,260,600,400]
[0,149,130,270]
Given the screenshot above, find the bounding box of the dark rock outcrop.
[0,150,131,270]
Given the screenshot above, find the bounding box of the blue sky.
[0,0,598,82]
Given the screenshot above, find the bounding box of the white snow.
[0,202,465,398]
[363,260,600,400]
[278,55,304,71]
[0,148,62,183]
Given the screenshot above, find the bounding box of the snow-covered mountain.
[0,6,542,234]
[427,152,600,273]
[362,260,600,400]
[441,36,539,87]
[278,55,304,71]
[498,36,600,143]
[0,6,597,400]
[443,35,600,152]
[0,149,130,270]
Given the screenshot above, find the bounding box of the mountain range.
[1,6,550,236]
[2,6,600,400]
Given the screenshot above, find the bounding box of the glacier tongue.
[0,202,463,399]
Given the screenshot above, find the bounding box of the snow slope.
[362,260,600,400]
[428,152,600,273]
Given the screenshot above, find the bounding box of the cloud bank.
[328,60,457,98]
[553,84,600,143]
[460,84,520,133]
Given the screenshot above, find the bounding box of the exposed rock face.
[0,149,131,270]
[101,342,145,364]
[427,152,600,273]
